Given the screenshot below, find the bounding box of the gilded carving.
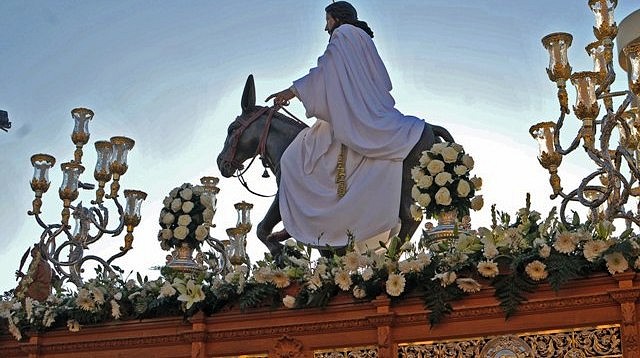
[398,326,622,358]
[314,346,378,358]
[270,335,306,358]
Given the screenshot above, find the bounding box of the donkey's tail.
[433,125,455,143]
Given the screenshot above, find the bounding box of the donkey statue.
[217,75,454,255]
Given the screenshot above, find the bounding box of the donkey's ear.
[241,74,256,112]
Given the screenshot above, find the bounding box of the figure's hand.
[265,89,295,106]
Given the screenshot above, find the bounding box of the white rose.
[419,152,432,167]
[417,175,433,189]
[430,143,447,155]
[169,187,180,198]
[410,204,423,221]
[195,224,209,241]
[417,193,431,207]
[470,195,484,211]
[180,188,193,201]
[282,295,296,309]
[454,165,468,176]
[462,154,475,170]
[411,166,425,182]
[178,214,192,226]
[162,213,175,225]
[470,176,482,190]
[457,180,471,197]
[411,185,422,201]
[170,198,182,212]
[192,186,204,195]
[203,208,214,223]
[441,146,458,163]
[451,143,463,153]
[162,196,172,208]
[174,226,189,240]
[426,160,445,175]
[435,172,452,186]
[161,228,173,240]
[182,201,195,213]
[435,187,452,206]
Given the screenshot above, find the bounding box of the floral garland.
[410,142,483,220]
[3,196,640,340]
[158,183,214,250]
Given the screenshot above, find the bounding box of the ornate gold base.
[166,243,202,272]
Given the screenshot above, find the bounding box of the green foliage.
[546,253,591,291]
[493,272,537,318]
[238,283,279,311]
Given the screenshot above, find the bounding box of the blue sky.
[1,1,638,292]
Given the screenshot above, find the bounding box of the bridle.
[221,104,304,197]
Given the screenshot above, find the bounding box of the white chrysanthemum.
[483,242,499,259]
[434,187,452,206]
[92,287,105,305]
[434,271,457,287]
[417,175,433,189]
[174,226,189,240]
[583,240,609,262]
[435,172,452,187]
[308,274,323,291]
[417,193,431,207]
[162,213,175,225]
[456,278,481,293]
[182,201,195,214]
[385,273,406,296]
[410,204,423,221]
[194,224,209,241]
[361,267,374,281]
[454,165,468,176]
[457,180,471,198]
[76,295,95,311]
[334,270,352,291]
[441,146,458,163]
[539,245,551,258]
[605,252,629,275]
[470,195,484,211]
[111,300,121,319]
[477,260,499,278]
[470,176,482,190]
[178,215,192,227]
[426,160,445,175]
[352,286,367,299]
[160,228,173,241]
[416,252,432,267]
[525,260,548,281]
[170,198,182,212]
[282,295,296,309]
[343,251,362,272]
[554,232,578,254]
[180,188,193,201]
[253,267,273,284]
[271,270,291,288]
[462,154,475,170]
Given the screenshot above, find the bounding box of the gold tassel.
[336,144,347,198]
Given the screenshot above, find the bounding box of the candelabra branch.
[553,112,582,155]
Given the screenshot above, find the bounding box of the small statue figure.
[15,244,53,302]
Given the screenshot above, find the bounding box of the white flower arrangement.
[410,142,483,221]
[158,183,214,250]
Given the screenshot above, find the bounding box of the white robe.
[279,24,424,247]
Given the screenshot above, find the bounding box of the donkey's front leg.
[256,193,289,255]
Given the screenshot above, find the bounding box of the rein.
[223,105,304,197]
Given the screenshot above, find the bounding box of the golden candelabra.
[531,1,640,226]
[28,108,146,286]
